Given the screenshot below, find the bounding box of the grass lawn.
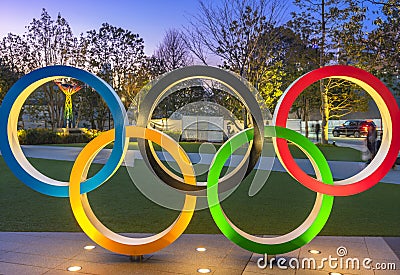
[1,156,398,236]
[47,140,362,162]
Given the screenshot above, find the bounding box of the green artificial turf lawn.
[0,156,398,236]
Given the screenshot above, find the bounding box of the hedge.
[17,128,100,145]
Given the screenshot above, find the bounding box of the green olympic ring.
[207,126,334,255]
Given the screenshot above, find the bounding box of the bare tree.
[155,29,193,72]
[185,0,287,73]
[184,0,288,114]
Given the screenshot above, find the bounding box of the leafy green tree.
[0,58,20,105]
[0,34,34,75]
[290,0,372,143]
[27,9,78,129]
[0,9,77,129]
[269,26,320,137]
[368,0,400,96]
[82,23,146,129]
[0,10,151,130]
[257,61,285,111]
[0,33,33,129]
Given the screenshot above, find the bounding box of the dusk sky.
[0,0,297,57]
[0,0,380,57]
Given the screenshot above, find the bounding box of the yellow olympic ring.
[69,126,196,255]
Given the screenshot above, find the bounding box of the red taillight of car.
[362,126,368,131]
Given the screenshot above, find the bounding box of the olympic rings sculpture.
[0,65,399,256]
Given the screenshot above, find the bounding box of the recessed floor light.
[67,266,82,272]
[84,245,96,250]
[308,249,321,254]
[196,247,207,252]
[197,268,211,273]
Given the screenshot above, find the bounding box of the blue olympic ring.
[0,66,128,197]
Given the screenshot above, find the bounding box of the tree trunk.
[18,109,24,129]
[47,90,56,130]
[90,118,96,129]
[243,108,248,129]
[320,0,329,144]
[58,90,65,128]
[303,96,309,138]
[75,100,81,128]
[321,86,329,144]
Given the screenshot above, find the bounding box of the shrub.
[82,128,101,139]
[17,128,102,145]
[18,128,58,145]
[59,134,90,144]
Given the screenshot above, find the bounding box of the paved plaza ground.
[0,233,399,274]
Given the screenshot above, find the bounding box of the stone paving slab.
[384,237,400,260]
[0,233,399,274]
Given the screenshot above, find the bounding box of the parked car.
[332,120,376,138]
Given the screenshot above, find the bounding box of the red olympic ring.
[273,65,400,196]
